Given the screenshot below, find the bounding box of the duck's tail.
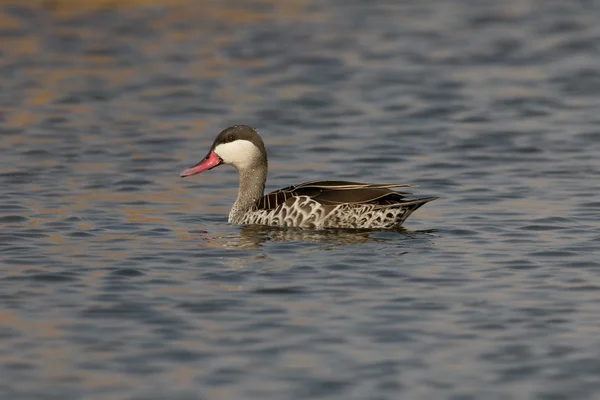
[395,196,438,226]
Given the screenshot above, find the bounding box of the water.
[1,0,600,398]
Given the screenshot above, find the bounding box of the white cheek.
[214,140,259,169]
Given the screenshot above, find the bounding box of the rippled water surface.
[2,0,600,399]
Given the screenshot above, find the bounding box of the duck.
[180,125,437,229]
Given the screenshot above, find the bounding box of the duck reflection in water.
[192,225,437,251]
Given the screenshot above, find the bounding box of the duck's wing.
[255,180,419,211]
[255,186,296,211]
[293,180,416,191]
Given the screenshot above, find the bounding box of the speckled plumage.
[181,125,437,230]
[236,195,434,229]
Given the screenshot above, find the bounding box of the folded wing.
[255,180,418,211]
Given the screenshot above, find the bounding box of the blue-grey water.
[1,0,600,399]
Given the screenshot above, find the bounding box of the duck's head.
[180,125,268,177]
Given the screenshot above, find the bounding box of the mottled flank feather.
[235,180,436,229]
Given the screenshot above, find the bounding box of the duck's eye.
[226,135,234,142]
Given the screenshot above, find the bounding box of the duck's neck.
[229,164,267,224]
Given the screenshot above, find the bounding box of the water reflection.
[195,224,438,250]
